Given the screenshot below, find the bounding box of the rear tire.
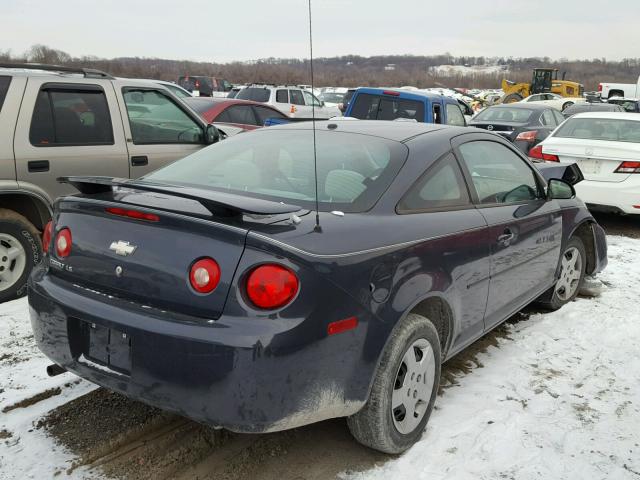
[537,236,586,311]
[561,101,574,111]
[0,209,42,303]
[502,93,524,104]
[347,313,441,454]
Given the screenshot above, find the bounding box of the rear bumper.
[28,268,371,433]
[576,178,640,215]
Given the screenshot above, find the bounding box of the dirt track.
[36,215,638,480]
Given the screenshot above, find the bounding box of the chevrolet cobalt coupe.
[29,121,607,453]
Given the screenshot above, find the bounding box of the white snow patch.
[344,235,640,480]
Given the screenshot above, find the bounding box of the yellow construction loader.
[501,68,584,103]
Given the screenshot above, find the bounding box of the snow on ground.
[0,298,98,479]
[346,235,640,480]
[0,235,639,479]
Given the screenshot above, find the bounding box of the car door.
[13,77,129,199]
[114,81,207,177]
[454,135,562,330]
[288,89,308,117]
[396,153,491,348]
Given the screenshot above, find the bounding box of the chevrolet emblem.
[109,241,137,257]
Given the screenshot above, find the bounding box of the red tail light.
[515,130,538,142]
[106,207,159,222]
[598,84,602,92]
[189,258,221,294]
[42,221,53,253]
[614,161,640,173]
[55,228,72,258]
[246,264,299,309]
[528,145,559,162]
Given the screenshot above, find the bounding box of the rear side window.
[0,76,11,112]
[275,89,288,103]
[29,87,114,146]
[398,154,470,212]
[541,110,556,126]
[122,89,203,144]
[224,105,257,125]
[236,88,271,103]
[446,104,466,126]
[253,106,286,125]
[289,90,305,106]
[350,93,424,121]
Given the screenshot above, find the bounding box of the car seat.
[324,170,366,202]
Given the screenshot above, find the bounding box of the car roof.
[182,97,276,108]
[570,112,640,121]
[267,119,453,142]
[354,87,449,101]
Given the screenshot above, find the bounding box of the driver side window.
[122,89,203,144]
[458,141,541,204]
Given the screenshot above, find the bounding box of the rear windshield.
[554,117,640,143]
[178,77,213,91]
[564,104,622,116]
[350,93,425,121]
[145,130,408,213]
[183,98,217,115]
[608,100,638,112]
[0,76,11,112]
[236,88,271,103]
[474,107,533,123]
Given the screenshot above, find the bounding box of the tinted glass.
[350,93,424,121]
[289,90,305,106]
[541,110,556,126]
[183,98,216,115]
[275,89,288,103]
[446,103,466,126]
[123,89,202,144]
[459,141,540,204]
[609,99,639,112]
[554,118,640,143]
[553,110,565,125]
[0,76,11,112]
[236,87,271,103]
[474,107,534,123]
[399,155,469,212]
[225,105,257,125]
[563,104,623,118]
[253,106,286,125]
[29,88,114,146]
[165,84,191,99]
[146,130,408,213]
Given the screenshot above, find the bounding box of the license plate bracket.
[85,322,131,374]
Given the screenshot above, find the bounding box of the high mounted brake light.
[528,145,559,162]
[106,207,159,222]
[383,90,400,96]
[614,161,640,173]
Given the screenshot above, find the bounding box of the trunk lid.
[51,193,249,319]
[542,137,640,183]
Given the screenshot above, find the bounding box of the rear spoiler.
[58,176,302,216]
[534,163,584,186]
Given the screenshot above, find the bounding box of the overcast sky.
[2,0,639,62]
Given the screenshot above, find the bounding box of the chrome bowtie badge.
[109,241,137,257]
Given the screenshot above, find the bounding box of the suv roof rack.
[0,62,114,79]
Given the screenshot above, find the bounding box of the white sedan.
[521,93,584,111]
[530,112,640,214]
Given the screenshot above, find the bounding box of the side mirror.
[547,178,575,200]
[205,124,221,145]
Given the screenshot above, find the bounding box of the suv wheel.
[0,209,42,303]
[347,313,441,454]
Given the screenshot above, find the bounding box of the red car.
[183,98,287,132]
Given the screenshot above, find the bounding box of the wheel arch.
[0,191,52,231]
[567,219,598,276]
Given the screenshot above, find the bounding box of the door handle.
[131,155,149,166]
[497,228,515,245]
[27,160,50,173]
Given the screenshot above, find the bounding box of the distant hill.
[2,45,639,90]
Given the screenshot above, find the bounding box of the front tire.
[537,236,586,310]
[0,209,42,303]
[502,93,524,104]
[347,313,441,454]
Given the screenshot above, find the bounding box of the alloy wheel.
[391,338,436,435]
[0,233,27,293]
[555,246,582,301]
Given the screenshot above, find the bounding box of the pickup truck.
[344,88,468,126]
[0,63,221,302]
[598,76,640,99]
